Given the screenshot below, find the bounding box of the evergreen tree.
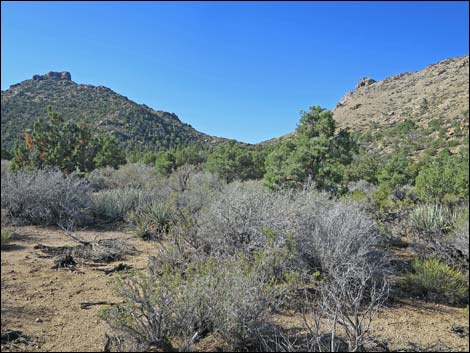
[206,141,266,182]
[264,106,356,192]
[11,107,125,173]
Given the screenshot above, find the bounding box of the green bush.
[341,190,368,202]
[1,229,13,245]
[377,152,416,189]
[409,204,456,235]
[415,149,469,202]
[345,150,382,184]
[206,141,266,182]
[402,258,468,304]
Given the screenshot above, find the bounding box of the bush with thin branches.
[1,168,91,226]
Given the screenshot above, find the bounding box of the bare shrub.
[1,168,91,226]
[35,238,136,264]
[347,180,376,194]
[104,256,275,352]
[320,261,389,352]
[295,201,383,276]
[450,220,469,260]
[87,163,163,191]
[166,171,224,250]
[167,164,197,193]
[196,181,301,258]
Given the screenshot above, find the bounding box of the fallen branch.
[95,263,132,275]
[80,301,118,309]
[59,224,91,246]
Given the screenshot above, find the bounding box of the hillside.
[333,55,469,154]
[262,55,469,156]
[1,72,224,151]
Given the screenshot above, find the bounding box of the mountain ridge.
[1,71,226,151]
[2,55,469,154]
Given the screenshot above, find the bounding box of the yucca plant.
[409,204,456,235]
[127,201,172,240]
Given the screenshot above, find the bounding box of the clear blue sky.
[2,1,469,143]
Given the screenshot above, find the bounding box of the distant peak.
[32,71,72,81]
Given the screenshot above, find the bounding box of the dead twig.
[80,301,118,310]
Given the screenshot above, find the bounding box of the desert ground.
[2,226,468,352]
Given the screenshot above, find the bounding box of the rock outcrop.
[355,77,376,90]
[32,71,72,81]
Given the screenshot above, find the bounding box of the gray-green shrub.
[87,163,163,191]
[296,201,384,277]
[127,201,172,240]
[91,188,152,221]
[104,256,275,352]
[1,168,91,226]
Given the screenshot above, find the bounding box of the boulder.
[355,77,376,90]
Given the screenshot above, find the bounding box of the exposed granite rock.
[355,77,376,90]
[32,71,71,81]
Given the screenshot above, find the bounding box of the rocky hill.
[262,55,469,155]
[1,72,224,151]
[333,55,469,154]
[334,55,469,130]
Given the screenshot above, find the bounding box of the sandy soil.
[1,226,157,352]
[1,226,469,352]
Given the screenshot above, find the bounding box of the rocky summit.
[32,71,72,81]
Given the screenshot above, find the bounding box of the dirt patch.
[1,226,157,352]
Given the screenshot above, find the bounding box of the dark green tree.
[205,141,266,182]
[264,106,357,192]
[11,107,125,173]
[94,135,126,169]
[345,149,382,184]
[154,150,177,176]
